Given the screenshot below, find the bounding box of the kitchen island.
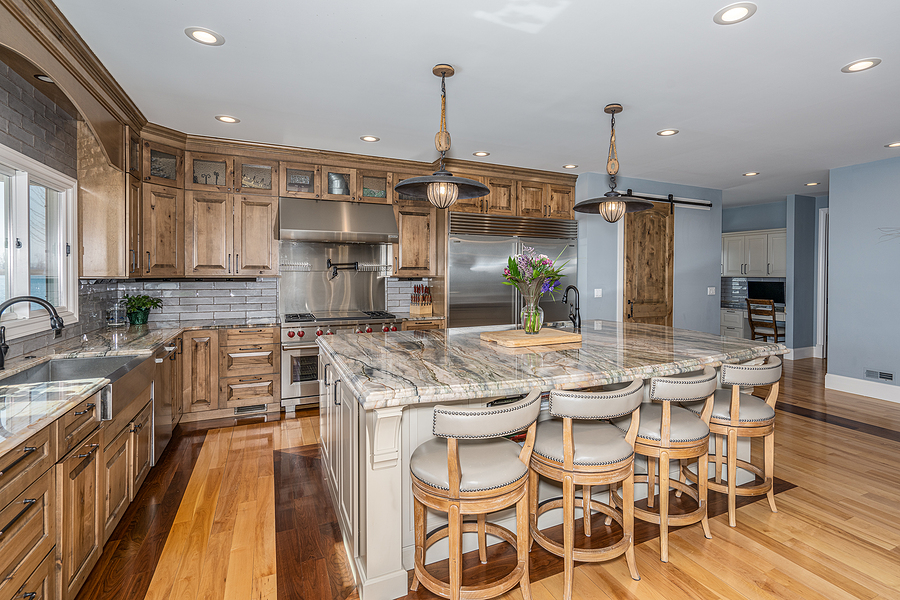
[316,321,786,600]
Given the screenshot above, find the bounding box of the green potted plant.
[122,294,163,325]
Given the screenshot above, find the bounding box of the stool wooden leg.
[448,503,463,600]
[583,485,592,537]
[563,474,575,600]
[411,495,424,591]
[714,434,724,484]
[528,469,539,551]
[658,452,670,562]
[516,491,533,600]
[699,452,712,540]
[727,428,738,527]
[765,431,777,513]
[675,459,684,498]
[605,482,615,525]
[623,473,640,581]
[477,514,487,563]
[647,456,657,509]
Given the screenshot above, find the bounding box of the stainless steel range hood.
[279,197,399,243]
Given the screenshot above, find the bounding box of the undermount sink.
[0,355,143,387]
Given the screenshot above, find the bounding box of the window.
[0,143,78,339]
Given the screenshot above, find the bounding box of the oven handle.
[282,344,319,355]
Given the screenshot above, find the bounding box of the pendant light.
[393,64,489,209]
[573,104,654,222]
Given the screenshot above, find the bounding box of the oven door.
[281,344,320,403]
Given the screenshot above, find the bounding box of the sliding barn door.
[624,202,674,326]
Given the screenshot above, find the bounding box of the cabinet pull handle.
[239,377,263,382]
[323,363,330,386]
[20,592,37,599]
[333,379,341,405]
[74,403,95,416]
[228,254,231,274]
[235,254,239,273]
[133,422,143,432]
[0,446,37,477]
[767,263,771,274]
[239,346,263,351]
[75,444,99,459]
[146,251,151,273]
[0,499,37,536]
[238,329,264,333]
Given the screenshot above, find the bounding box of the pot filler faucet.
[561,285,581,331]
[0,296,65,370]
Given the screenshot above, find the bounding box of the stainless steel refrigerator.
[448,213,577,328]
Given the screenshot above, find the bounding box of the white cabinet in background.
[722,235,745,276]
[722,229,786,277]
[767,231,787,277]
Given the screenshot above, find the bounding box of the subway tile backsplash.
[386,277,430,311]
[118,279,278,323]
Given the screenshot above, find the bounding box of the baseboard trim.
[825,373,900,404]
[813,344,825,359]
[784,347,815,360]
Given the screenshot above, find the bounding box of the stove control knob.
[298,330,305,337]
[326,330,334,335]
[365,327,373,333]
[390,325,398,331]
[315,329,323,337]
[287,330,295,338]
[382,325,390,332]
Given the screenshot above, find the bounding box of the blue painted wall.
[786,195,817,349]
[722,201,787,233]
[828,156,900,382]
[575,173,723,334]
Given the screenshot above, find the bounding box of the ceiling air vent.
[865,370,894,382]
[234,404,267,415]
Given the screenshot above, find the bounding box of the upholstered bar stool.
[682,356,782,527]
[529,379,644,600]
[611,366,717,562]
[409,388,542,600]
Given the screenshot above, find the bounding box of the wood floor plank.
[223,500,257,600]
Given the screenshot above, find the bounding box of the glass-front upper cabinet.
[186,152,233,193]
[126,127,141,180]
[235,157,278,195]
[321,166,356,201]
[279,161,321,199]
[142,140,184,188]
[356,169,392,205]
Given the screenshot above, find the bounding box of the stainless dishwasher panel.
[153,345,177,464]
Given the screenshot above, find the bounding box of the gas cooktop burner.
[282,311,398,324]
[283,313,315,323]
[363,311,396,319]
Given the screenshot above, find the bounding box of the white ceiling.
[54,0,900,206]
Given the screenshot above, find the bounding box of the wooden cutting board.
[480,328,582,347]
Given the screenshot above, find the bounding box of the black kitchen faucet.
[0,296,65,370]
[561,285,581,331]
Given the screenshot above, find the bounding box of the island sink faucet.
[0,296,65,370]
[561,285,581,331]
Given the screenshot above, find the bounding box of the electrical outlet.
[707,287,716,296]
[594,288,602,298]
[593,321,603,331]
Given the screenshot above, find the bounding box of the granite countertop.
[317,320,787,410]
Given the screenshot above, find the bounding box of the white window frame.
[0,142,78,340]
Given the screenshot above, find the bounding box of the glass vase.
[520,298,544,334]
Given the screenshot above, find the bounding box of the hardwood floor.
[74,360,900,600]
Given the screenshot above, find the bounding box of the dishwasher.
[153,343,178,464]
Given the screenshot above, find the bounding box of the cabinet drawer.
[0,469,54,600]
[8,546,54,600]
[402,320,443,331]
[220,374,279,408]
[722,326,744,339]
[219,343,278,378]
[721,310,743,327]
[0,427,55,511]
[57,394,100,458]
[222,327,278,347]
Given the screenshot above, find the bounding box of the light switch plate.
[707,287,716,296]
[594,288,602,298]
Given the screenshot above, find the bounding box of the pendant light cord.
[438,74,447,171]
[608,110,617,193]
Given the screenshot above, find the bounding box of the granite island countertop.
[317,320,787,410]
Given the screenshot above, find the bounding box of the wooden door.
[141,140,183,188]
[517,181,547,218]
[127,176,142,277]
[722,234,744,276]
[186,151,233,192]
[485,177,516,215]
[101,427,130,543]
[58,426,102,600]
[548,185,574,219]
[185,190,232,276]
[393,201,436,277]
[745,233,769,277]
[182,330,220,413]
[356,169,393,204]
[624,202,673,326]
[448,173,485,214]
[130,401,152,496]
[142,184,184,277]
[233,195,277,275]
[234,157,278,195]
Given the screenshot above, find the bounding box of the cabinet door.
[130,401,152,497]
[356,169,393,205]
[58,426,102,600]
[127,176,142,276]
[186,151,233,193]
[235,157,278,196]
[101,427,130,543]
[722,234,745,276]
[392,172,428,204]
[321,166,356,201]
[0,470,55,600]
[142,184,184,277]
[485,177,516,216]
[338,380,356,537]
[447,173,485,214]
[126,126,141,181]
[141,140,183,188]
[182,330,220,413]
[767,231,787,277]
[745,233,769,277]
[185,190,232,276]
[548,185,574,219]
[393,202,436,277]
[172,338,183,426]
[280,161,321,198]
[517,181,547,218]
[233,195,277,275]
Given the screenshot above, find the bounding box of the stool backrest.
[433,388,542,440]
[549,379,643,420]
[649,366,717,402]
[721,355,782,387]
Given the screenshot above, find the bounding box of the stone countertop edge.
[317,334,787,411]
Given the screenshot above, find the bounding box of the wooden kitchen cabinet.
[130,402,152,497]
[186,151,234,193]
[393,201,436,277]
[401,319,444,331]
[0,469,55,600]
[127,175,142,276]
[356,169,393,204]
[126,126,141,181]
[173,336,184,426]
[182,330,220,413]
[321,166,356,201]
[517,181,547,218]
[548,185,575,219]
[220,374,279,410]
[280,161,321,198]
[486,177,517,215]
[101,426,130,543]
[185,190,232,275]
[447,173,486,214]
[233,195,278,275]
[235,156,278,195]
[141,139,183,188]
[56,395,99,459]
[57,425,102,600]
[219,343,278,378]
[142,183,184,277]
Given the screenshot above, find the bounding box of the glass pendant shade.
[426,180,459,209]
[598,200,627,223]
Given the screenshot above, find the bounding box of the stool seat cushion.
[684,389,775,423]
[410,437,527,492]
[533,418,634,466]
[613,403,709,443]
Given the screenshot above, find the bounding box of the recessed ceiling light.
[360,136,380,142]
[742,172,759,177]
[713,2,758,25]
[886,142,900,148]
[185,27,225,46]
[656,129,679,136]
[805,182,820,186]
[473,151,490,157]
[215,115,240,123]
[34,74,54,84]
[841,58,882,73]
[562,164,578,169]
